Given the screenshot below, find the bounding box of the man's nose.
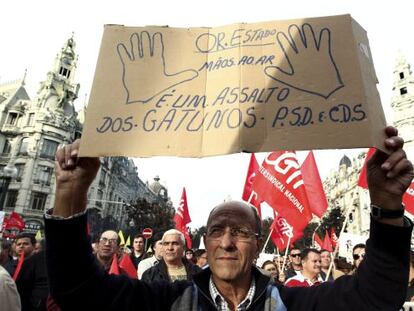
[219,230,236,250]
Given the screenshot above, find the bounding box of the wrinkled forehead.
[163,234,182,243]
[207,204,256,229]
[101,231,118,240]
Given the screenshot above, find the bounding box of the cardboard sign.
[80,14,386,157]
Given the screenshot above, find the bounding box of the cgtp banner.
[79,14,386,157]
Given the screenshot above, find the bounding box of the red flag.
[330,228,338,248]
[270,215,303,251]
[322,230,333,252]
[252,151,312,231]
[301,151,328,218]
[4,212,25,231]
[108,254,120,275]
[119,253,137,278]
[403,181,414,215]
[242,153,262,217]
[12,252,25,281]
[314,233,323,250]
[357,148,376,189]
[174,188,192,248]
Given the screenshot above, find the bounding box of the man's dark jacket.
[142,258,201,283]
[45,212,412,310]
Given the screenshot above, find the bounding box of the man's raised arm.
[53,140,100,217]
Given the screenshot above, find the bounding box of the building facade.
[0,37,164,234]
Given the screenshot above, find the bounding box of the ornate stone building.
[0,36,164,234]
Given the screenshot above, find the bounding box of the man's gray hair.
[162,229,186,246]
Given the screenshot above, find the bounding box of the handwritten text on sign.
[80,15,386,157]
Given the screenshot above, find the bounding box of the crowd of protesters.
[1,126,414,310]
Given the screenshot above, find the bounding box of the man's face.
[133,237,144,253]
[353,247,365,268]
[302,252,321,278]
[15,237,34,257]
[162,234,184,264]
[153,240,164,259]
[197,251,208,268]
[97,231,119,260]
[290,249,302,266]
[320,251,331,269]
[205,202,261,284]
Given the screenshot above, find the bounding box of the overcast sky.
[1,0,412,231]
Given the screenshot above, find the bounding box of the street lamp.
[0,162,18,211]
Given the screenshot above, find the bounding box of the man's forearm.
[53,188,88,218]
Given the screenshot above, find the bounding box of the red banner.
[242,153,262,217]
[270,215,303,251]
[174,188,192,248]
[253,151,312,231]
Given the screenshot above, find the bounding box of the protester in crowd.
[261,260,283,284]
[130,234,145,270]
[5,233,36,276]
[285,248,323,287]
[95,230,120,272]
[334,257,353,277]
[137,232,164,279]
[406,250,414,301]
[185,249,196,264]
[319,249,334,281]
[0,239,13,267]
[141,229,201,282]
[46,127,413,310]
[0,263,21,311]
[33,239,44,254]
[274,255,287,283]
[194,249,208,268]
[352,243,366,272]
[284,247,302,279]
[16,249,49,311]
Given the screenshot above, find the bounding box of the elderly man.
[142,229,201,282]
[46,127,413,310]
[285,249,323,287]
[96,230,120,272]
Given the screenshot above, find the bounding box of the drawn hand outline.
[117,31,199,104]
[264,23,344,99]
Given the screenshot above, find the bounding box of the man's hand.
[117,31,199,104]
[53,140,100,217]
[264,23,344,99]
[367,126,414,225]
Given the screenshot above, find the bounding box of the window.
[34,165,52,185]
[40,139,59,159]
[99,170,106,186]
[96,189,103,207]
[400,87,408,95]
[2,140,11,155]
[19,138,29,155]
[6,113,18,125]
[30,192,47,211]
[5,190,18,208]
[27,113,35,126]
[15,164,25,181]
[59,67,71,78]
[400,72,405,79]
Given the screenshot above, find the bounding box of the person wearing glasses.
[284,248,302,279]
[46,127,413,310]
[96,230,120,272]
[351,243,366,272]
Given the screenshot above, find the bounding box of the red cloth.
[4,211,25,231]
[174,188,192,248]
[357,148,376,189]
[12,252,25,281]
[252,151,312,232]
[285,274,322,287]
[119,253,137,278]
[330,228,338,248]
[270,214,303,251]
[314,234,323,250]
[301,151,328,218]
[322,230,333,252]
[242,153,262,217]
[108,254,120,275]
[403,181,414,216]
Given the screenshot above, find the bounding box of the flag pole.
[261,228,273,253]
[281,236,292,273]
[324,204,352,281]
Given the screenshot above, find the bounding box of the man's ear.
[256,237,264,257]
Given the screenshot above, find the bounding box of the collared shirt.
[284,271,323,288]
[209,276,256,311]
